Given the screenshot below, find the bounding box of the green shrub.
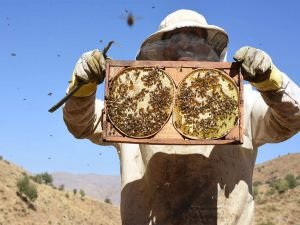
[0,156,3,160]
[104,196,112,204]
[17,176,38,202]
[58,184,65,191]
[276,179,289,194]
[32,172,53,185]
[266,188,276,196]
[267,177,278,188]
[285,174,298,189]
[79,189,85,198]
[31,174,43,184]
[252,186,259,199]
[40,172,53,185]
[253,180,262,186]
[268,178,289,194]
[73,189,77,195]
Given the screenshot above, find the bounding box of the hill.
[1,153,300,225]
[0,158,121,225]
[51,172,120,206]
[52,153,300,224]
[253,153,300,225]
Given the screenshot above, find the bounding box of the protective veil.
[137,34,220,61]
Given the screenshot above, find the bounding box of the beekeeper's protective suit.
[63,9,300,225]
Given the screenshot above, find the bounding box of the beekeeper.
[63,9,300,225]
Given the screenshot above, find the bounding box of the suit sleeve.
[63,92,108,145]
[250,73,300,147]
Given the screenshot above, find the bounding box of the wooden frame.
[102,60,244,145]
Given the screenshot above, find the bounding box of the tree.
[32,172,53,185]
[40,172,53,185]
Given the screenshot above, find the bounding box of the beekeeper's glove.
[67,49,107,97]
[233,46,283,92]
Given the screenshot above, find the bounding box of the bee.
[126,12,135,27]
[122,10,142,27]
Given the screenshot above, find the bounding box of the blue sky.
[0,0,299,175]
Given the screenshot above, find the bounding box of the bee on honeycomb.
[173,68,239,140]
[107,67,175,138]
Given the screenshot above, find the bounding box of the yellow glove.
[233,46,283,91]
[67,49,107,97]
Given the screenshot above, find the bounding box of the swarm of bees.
[107,67,239,140]
[107,67,175,138]
[173,69,239,139]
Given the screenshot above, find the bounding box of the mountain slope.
[1,153,299,225]
[253,153,300,225]
[52,153,300,224]
[51,172,121,206]
[0,159,121,225]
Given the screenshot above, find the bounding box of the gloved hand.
[68,49,107,97]
[233,46,282,91]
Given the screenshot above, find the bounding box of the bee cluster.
[173,69,239,139]
[107,67,174,138]
[107,67,239,140]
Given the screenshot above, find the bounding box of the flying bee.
[122,10,142,27]
[126,12,134,26]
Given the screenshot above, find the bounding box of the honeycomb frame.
[103,60,244,145]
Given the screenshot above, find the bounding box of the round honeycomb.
[173,68,239,139]
[107,67,175,138]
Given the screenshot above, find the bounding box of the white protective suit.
[63,10,300,225]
